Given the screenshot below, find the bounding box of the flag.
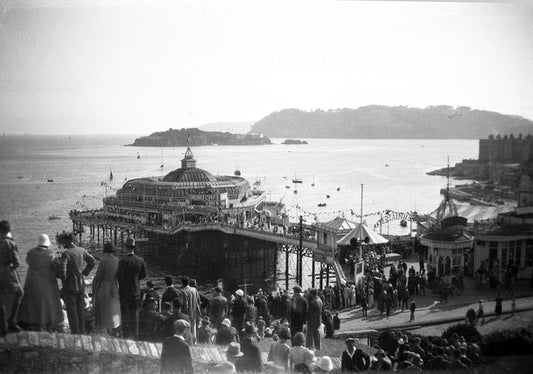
[187,130,190,143]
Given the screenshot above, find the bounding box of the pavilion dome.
[162,167,217,183]
[162,147,217,183]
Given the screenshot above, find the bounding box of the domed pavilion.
[102,147,265,227]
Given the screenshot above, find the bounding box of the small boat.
[49,215,61,220]
[293,190,298,194]
[109,169,114,180]
[385,164,389,167]
[318,203,326,207]
[311,175,315,187]
[285,185,290,189]
[47,179,54,183]
[137,153,141,159]
[326,195,330,198]
[336,187,340,191]
[292,179,303,184]
[400,220,407,227]
[234,170,241,176]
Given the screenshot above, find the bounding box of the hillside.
[199,121,253,134]
[129,128,271,147]
[250,106,533,139]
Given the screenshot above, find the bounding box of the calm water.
[0,135,478,281]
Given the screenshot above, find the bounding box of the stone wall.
[0,331,225,374]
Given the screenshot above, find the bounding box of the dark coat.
[138,308,165,342]
[160,312,190,340]
[215,325,238,345]
[117,253,146,297]
[341,349,370,372]
[235,337,263,372]
[369,360,392,371]
[60,245,95,293]
[307,296,323,329]
[162,286,181,305]
[160,335,194,374]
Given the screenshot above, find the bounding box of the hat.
[173,319,190,333]
[398,338,405,345]
[214,286,222,293]
[293,285,302,293]
[226,342,244,357]
[37,233,51,247]
[375,349,387,358]
[235,289,244,297]
[125,237,135,248]
[317,356,334,372]
[221,318,231,327]
[345,337,358,344]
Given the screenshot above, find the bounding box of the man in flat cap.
[160,319,194,374]
[117,237,146,339]
[341,337,370,372]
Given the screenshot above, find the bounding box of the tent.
[428,202,514,223]
[337,223,389,246]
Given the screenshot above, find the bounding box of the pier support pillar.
[326,264,330,287]
[97,226,100,247]
[285,247,289,291]
[311,258,316,289]
[114,228,118,246]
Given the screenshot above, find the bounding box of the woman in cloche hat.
[19,234,63,331]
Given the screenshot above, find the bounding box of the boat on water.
[109,169,114,181]
[293,178,302,184]
[49,215,61,220]
[336,187,340,191]
[317,203,326,207]
[137,153,141,159]
[293,190,298,194]
[326,195,330,198]
[285,185,290,189]
[400,219,407,227]
[47,179,54,183]
[234,170,241,176]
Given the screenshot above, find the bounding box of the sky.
[0,0,532,135]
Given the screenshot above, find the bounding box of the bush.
[442,323,481,343]
[480,329,533,356]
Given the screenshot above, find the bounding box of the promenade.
[335,276,533,339]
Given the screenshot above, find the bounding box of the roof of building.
[422,228,472,243]
[320,217,356,232]
[162,167,218,183]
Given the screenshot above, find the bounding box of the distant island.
[251,105,533,139]
[129,128,271,147]
[281,139,308,145]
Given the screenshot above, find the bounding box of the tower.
[181,147,196,169]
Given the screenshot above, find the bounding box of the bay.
[0,135,478,282]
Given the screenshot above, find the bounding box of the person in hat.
[316,356,334,372]
[57,231,96,334]
[92,242,121,335]
[210,286,228,329]
[476,300,485,325]
[289,285,308,337]
[235,322,263,372]
[0,220,25,335]
[370,349,392,371]
[215,318,239,346]
[210,342,243,373]
[268,327,291,371]
[231,289,246,341]
[117,237,146,339]
[197,316,214,344]
[341,337,370,372]
[160,319,194,374]
[18,233,63,332]
[141,280,160,311]
[161,301,173,319]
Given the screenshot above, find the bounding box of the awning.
[337,223,389,245]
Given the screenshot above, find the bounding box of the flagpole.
[359,183,363,259]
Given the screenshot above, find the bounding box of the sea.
[0,135,478,283]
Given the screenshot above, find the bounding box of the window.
[526,241,533,267]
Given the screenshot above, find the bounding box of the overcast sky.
[1,0,532,135]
